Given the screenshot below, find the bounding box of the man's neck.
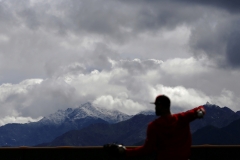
[161,112,171,117]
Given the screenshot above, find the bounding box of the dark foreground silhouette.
[0,146,239,160]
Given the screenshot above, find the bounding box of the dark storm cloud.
[132,3,198,31]
[0,0,203,39]
[0,2,11,22]
[116,0,240,68]
[190,18,240,68]
[1,0,238,40]
[121,0,240,13]
[0,0,239,72]
[177,0,240,13]
[226,28,240,68]
[5,0,134,41]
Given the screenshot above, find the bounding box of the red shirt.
[126,106,204,160]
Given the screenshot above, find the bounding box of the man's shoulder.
[148,116,165,127]
[147,119,159,131]
[148,117,159,126]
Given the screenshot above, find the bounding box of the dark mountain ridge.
[0,103,132,146]
[190,102,240,132]
[1,102,239,146]
[39,103,240,146]
[192,117,240,145]
[36,114,157,146]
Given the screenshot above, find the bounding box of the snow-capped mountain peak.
[39,109,70,125]
[71,102,132,123]
[39,102,132,125]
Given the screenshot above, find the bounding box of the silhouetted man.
[104,94,205,160]
[126,95,205,159]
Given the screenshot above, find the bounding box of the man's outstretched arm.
[179,105,206,122]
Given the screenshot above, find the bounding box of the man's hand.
[103,143,126,158]
[196,107,205,118]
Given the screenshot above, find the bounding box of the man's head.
[151,95,171,116]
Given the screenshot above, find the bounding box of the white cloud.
[161,56,211,76]
[0,116,42,126]
[93,94,145,115]
[150,84,209,109]
[150,84,240,112]
[1,58,239,123]
[210,89,236,109]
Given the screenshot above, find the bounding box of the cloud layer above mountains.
[0,0,240,125]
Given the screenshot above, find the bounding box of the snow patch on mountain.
[137,110,155,115]
[39,102,132,125]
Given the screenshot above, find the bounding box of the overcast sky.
[0,0,240,125]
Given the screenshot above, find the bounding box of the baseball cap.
[150,95,170,106]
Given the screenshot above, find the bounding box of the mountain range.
[0,102,132,146]
[36,114,157,147]
[190,102,240,133]
[192,117,240,145]
[36,102,240,146]
[1,102,240,147]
